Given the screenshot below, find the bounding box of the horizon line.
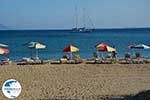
[1,27,150,31]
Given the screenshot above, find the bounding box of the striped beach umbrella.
[63,44,79,59]
[28,41,46,49]
[63,44,79,52]
[96,43,116,52]
[24,41,46,57]
[96,43,116,58]
[0,47,9,54]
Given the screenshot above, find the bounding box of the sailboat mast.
[74,2,78,29]
[83,8,86,28]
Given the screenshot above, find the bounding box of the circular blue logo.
[2,79,22,99]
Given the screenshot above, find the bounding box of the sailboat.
[71,7,95,33]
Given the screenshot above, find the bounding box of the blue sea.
[0,28,150,60]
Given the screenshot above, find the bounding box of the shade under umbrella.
[63,44,79,52]
[0,47,9,54]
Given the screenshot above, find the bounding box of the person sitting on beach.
[1,57,11,65]
[73,54,80,59]
[112,51,117,58]
[63,54,69,60]
[93,51,99,60]
[135,52,141,59]
[125,53,131,59]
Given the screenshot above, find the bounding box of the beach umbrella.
[96,43,116,58]
[63,44,79,52]
[0,43,8,48]
[129,44,150,49]
[28,42,46,49]
[128,44,150,57]
[96,43,107,52]
[96,43,116,52]
[25,41,46,57]
[63,44,79,59]
[0,47,9,54]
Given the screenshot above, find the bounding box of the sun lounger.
[50,60,61,64]
[86,60,95,64]
[60,58,68,64]
[118,58,133,64]
[0,58,12,65]
[85,58,101,64]
[144,58,150,63]
[132,58,145,64]
[101,60,112,64]
[66,60,76,64]
[17,57,49,65]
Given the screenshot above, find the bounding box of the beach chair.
[50,60,61,64]
[85,59,96,64]
[60,58,68,64]
[118,54,133,64]
[0,58,12,65]
[132,53,145,64]
[85,58,102,64]
[101,58,112,64]
[85,52,102,64]
[17,57,34,65]
[144,58,150,63]
[17,57,49,65]
[72,55,83,64]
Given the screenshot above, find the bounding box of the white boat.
[71,6,95,33]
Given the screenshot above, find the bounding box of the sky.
[0,0,150,30]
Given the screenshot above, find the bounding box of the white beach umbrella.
[129,44,150,49]
[25,41,46,57]
[0,43,8,48]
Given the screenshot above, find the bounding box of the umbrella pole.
[36,49,39,58]
[97,49,99,59]
[70,52,73,60]
[30,49,33,57]
[101,52,103,58]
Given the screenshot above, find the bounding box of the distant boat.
[71,6,95,33]
[71,27,95,33]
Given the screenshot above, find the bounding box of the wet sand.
[0,64,150,100]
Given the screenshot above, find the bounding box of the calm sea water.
[0,28,150,60]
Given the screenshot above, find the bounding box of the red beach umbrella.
[63,44,79,52]
[96,43,116,52]
[63,44,79,60]
[96,43,108,52]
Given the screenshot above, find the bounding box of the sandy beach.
[0,64,150,100]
